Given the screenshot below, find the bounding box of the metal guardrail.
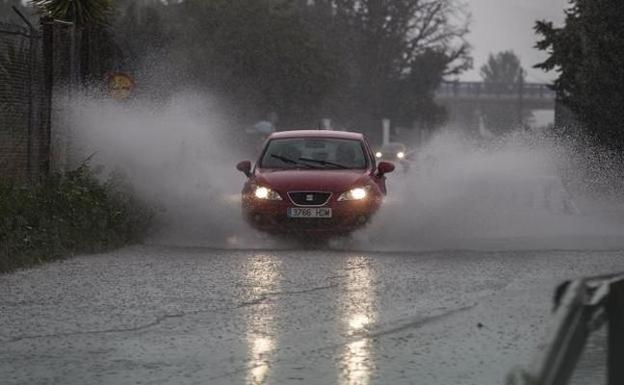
[507,273,624,385]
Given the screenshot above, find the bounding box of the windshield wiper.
[270,154,313,168]
[298,157,349,169]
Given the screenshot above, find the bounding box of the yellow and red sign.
[107,72,135,100]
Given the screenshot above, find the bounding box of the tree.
[479,50,529,134]
[29,0,112,27]
[301,0,471,137]
[152,0,342,127]
[480,51,525,86]
[384,49,450,130]
[535,0,624,151]
[30,0,116,85]
[114,0,170,75]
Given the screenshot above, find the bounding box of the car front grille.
[288,192,332,206]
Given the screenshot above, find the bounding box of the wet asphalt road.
[1,246,623,385]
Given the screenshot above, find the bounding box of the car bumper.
[242,197,381,235]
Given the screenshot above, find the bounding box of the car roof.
[268,130,364,141]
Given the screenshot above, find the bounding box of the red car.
[236,130,395,237]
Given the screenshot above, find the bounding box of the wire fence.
[0,20,50,183]
[0,12,111,183]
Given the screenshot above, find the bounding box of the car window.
[260,138,367,169]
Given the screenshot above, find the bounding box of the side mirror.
[377,161,395,176]
[236,160,252,178]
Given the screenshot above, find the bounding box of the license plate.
[287,207,332,218]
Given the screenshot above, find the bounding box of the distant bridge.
[434,81,556,134]
[436,81,555,106]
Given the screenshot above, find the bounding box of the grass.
[0,164,153,273]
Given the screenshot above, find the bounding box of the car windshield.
[260,137,367,169]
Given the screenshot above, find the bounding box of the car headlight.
[338,186,369,201]
[375,152,382,158]
[397,152,405,159]
[254,186,282,200]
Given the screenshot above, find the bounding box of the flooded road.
[1,246,622,384]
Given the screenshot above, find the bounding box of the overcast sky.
[459,0,569,83]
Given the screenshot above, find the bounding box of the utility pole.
[41,16,54,176]
[382,119,390,145]
[517,73,525,128]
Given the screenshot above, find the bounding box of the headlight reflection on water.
[342,256,376,385]
[349,314,371,330]
[244,255,281,385]
[243,254,378,385]
[249,336,274,383]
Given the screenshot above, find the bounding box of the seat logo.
[306,194,314,201]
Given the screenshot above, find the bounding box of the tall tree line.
[26,0,472,136]
[112,0,471,135]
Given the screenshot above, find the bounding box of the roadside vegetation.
[0,164,153,274]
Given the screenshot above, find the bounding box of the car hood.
[254,168,371,192]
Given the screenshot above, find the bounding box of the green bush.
[0,164,153,273]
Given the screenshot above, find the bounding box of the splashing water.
[62,92,269,248]
[62,95,624,251]
[357,131,624,251]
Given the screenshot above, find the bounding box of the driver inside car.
[335,142,357,168]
